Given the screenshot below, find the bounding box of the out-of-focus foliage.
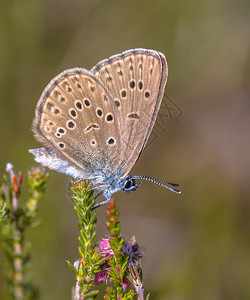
[0,0,249,299]
[0,164,48,299]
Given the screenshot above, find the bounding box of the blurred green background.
[0,0,250,299]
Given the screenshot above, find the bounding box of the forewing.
[91,49,167,177]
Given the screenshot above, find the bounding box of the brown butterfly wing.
[32,68,123,176]
[91,49,168,177]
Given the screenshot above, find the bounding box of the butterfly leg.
[92,198,110,210]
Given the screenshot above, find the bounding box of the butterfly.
[29,48,180,207]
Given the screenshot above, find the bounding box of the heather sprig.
[68,181,103,299]
[104,199,133,299]
[0,163,48,300]
[101,199,144,300]
[68,184,146,300]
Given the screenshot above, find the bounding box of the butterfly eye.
[122,177,139,193]
[124,180,132,189]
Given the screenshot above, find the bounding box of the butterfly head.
[94,173,140,200]
[94,172,180,201]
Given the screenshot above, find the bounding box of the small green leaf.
[67,260,78,275]
[84,289,99,298]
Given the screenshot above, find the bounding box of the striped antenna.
[131,176,181,194]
